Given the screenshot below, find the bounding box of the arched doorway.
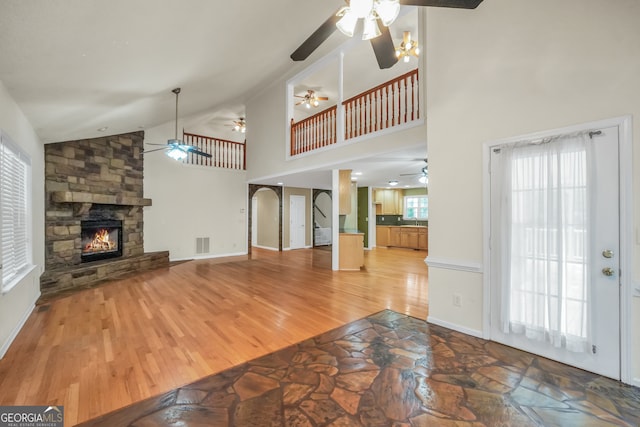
[248,184,283,254]
[312,189,332,247]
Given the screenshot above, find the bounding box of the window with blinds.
[0,131,31,292]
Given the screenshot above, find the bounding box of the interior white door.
[489,126,620,379]
[290,195,306,249]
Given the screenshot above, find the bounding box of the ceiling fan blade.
[188,148,213,158]
[145,143,170,146]
[290,12,341,61]
[399,0,484,8]
[317,97,329,101]
[370,26,399,69]
[140,147,168,154]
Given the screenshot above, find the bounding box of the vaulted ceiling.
[0,0,429,188]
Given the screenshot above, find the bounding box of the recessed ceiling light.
[97,126,108,132]
[277,182,284,186]
[353,172,363,176]
[388,180,398,186]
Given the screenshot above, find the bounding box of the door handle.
[602,267,615,277]
[602,249,614,259]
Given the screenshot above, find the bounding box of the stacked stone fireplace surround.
[41,131,169,297]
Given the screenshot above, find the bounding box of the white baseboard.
[252,245,279,252]
[0,291,39,360]
[171,251,249,262]
[283,245,313,251]
[425,256,483,273]
[427,316,484,339]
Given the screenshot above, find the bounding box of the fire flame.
[84,228,116,252]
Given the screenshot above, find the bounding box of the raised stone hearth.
[41,131,169,297]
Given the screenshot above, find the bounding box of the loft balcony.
[289,69,420,157]
[179,132,246,170]
[172,69,417,169]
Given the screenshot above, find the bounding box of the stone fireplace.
[41,131,169,297]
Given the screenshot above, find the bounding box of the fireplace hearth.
[81,219,123,263]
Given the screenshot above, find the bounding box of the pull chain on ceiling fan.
[142,88,212,161]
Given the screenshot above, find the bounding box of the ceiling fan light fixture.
[166,147,187,161]
[419,175,428,184]
[232,118,246,133]
[375,0,400,27]
[362,15,381,40]
[395,31,420,63]
[336,10,358,37]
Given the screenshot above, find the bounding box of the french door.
[489,126,620,379]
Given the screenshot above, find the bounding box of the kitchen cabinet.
[339,169,352,215]
[389,227,401,247]
[373,189,404,215]
[418,228,428,250]
[377,226,427,250]
[376,226,389,246]
[401,228,419,248]
[339,232,364,270]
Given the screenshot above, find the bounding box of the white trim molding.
[424,256,483,273]
[427,316,484,339]
[171,251,250,262]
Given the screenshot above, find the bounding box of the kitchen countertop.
[377,225,427,228]
[339,229,364,234]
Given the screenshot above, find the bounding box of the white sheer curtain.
[498,133,593,353]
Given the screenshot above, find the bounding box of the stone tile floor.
[77,310,640,426]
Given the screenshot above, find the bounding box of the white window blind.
[0,131,31,291]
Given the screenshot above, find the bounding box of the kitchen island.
[339,231,364,270]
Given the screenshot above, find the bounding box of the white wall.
[426,0,640,380]
[143,121,247,261]
[0,81,45,358]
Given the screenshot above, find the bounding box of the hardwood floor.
[0,247,428,425]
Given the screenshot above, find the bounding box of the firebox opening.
[81,219,123,263]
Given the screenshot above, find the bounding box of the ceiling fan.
[230,118,246,133]
[142,88,212,161]
[290,0,484,69]
[295,90,329,108]
[400,158,428,183]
